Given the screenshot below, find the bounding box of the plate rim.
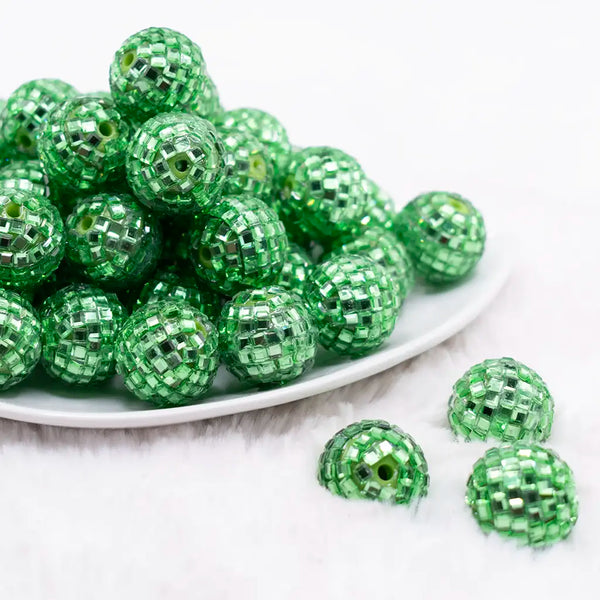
[0,236,512,429]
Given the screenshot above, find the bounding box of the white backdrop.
[0,1,598,598]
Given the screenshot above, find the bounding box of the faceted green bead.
[0,288,42,390]
[275,243,314,294]
[190,195,289,295]
[219,128,274,202]
[304,254,399,356]
[219,286,317,386]
[116,300,220,407]
[0,189,65,290]
[395,191,486,283]
[318,419,429,504]
[38,94,130,191]
[448,357,554,443]
[136,268,222,321]
[191,74,224,123]
[359,179,396,231]
[0,79,77,158]
[220,108,291,177]
[65,193,161,288]
[39,284,127,385]
[280,147,367,243]
[328,227,415,303]
[0,99,8,161]
[109,27,207,124]
[0,159,52,202]
[127,113,227,214]
[466,443,578,547]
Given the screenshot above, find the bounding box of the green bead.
[318,419,429,504]
[219,128,274,202]
[304,254,399,356]
[127,113,226,214]
[221,108,291,177]
[0,99,7,159]
[0,288,42,390]
[190,195,288,295]
[275,243,314,294]
[466,443,578,547]
[219,286,317,386]
[65,193,161,288]
[191,74,224,123]
[359,179,396,231]
[39,94,130,191]
[448,357,554,443]
[39,284,127,385]
[0,79,77,158]
[109,27,206,123]
[395,191,486,283]
[116,300,220,407]
[0,159,52,202]
[280,147,367,243]
[136,268,222,321]
[0,189,64,290]
[328,227,415,303]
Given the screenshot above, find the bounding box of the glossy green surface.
[0,159,52,202]
[275,243,314,294]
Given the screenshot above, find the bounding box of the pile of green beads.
[318,419,429,504]
[448,357,554,442]
[0,288,41,390]
[304,254,399,356]
[395,191,486,283]
[39,284,127,384]
[219,286,317,385]
[466,443,578,547]
[116,300,219,407]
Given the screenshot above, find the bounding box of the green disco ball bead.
[219,285,317,386]
[219,128,274,202]
[466,443,578,547]
[318,419,429,504]
[39,94,130,191]
[304,254,399,356]
[448,357,554,443]
[0,189,65,290]
[0,288,42,391]
[0,79,77,158]
[0,159,52,202]
[65,193,161,288]
[280,146,367,244]
[191,74,224,123]
[109,27,206,123]
[127,113,227,214]
[358,179,396,231]
[395,191,486,283]
[328,227,415,303]
[0,99,7,160]
[39,283,127,385]
[190,195,289,295]
[136,267,222,321]
[221,108,291,178]
[116,300,220,407]
[275,242,314,294]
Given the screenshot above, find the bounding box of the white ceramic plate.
[0,236,511,428]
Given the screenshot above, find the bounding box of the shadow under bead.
[318,419,429,504]
[0,79,77,158]
[218,286,317,386]
[115,300,220,407]
[0,189,65,290]
[395,191,486,283]
[0,288,42,391]
[126,113,227,214]
[39,284,127,385]
[65,193,161,289]
[304,254,399,356]
[38,94,130,192]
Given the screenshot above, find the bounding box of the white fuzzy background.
[0,1,599,597]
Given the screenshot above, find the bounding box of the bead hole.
[98,121,116,138]
[79,216,94,232]
[377,464,394,481]
[17,133,33,150]
[5,202,22,218]
[199,247,212,267]
[249,154,267,180]
[175,159,189,173]
[121,50,136,71]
